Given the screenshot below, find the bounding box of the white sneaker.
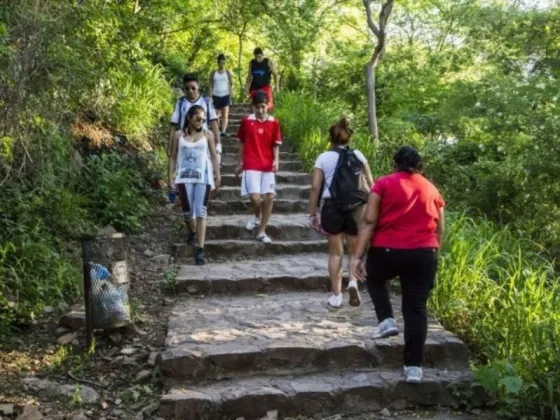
[328,294,342,308]
[347,280,361,307]
[246,216,260,231]
[257,232,272,244]
[373,317,399,339]
[404,366,423,383]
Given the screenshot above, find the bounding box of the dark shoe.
[186,232,197,246]
[195,248,206,266]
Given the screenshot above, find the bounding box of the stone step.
[160,292,470,382]
[221,172,310,187]
[217,185,309,201]
[173,253,334,294]
[171,239,328,262]
[200,214,321,241]
[220,152,300,165]
[220,160,302,174]
[160,368,484,419]
[208,199,307,215]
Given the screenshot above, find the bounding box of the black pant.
[366,247,438,367]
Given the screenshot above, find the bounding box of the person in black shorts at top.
[209,54,233,137]
[308,118,373,309]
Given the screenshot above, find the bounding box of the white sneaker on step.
[404,366,423,383]
[373,317,399,339]
[246,216,260,231]
[257,232,272,244]
[347,280,361,307]
[328,294,342,308]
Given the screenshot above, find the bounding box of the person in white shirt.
[308,118,373,308]
[209,54,233,137]
[169,73,222,160]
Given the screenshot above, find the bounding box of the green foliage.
[78,152,159,233]
[432,214,560,418]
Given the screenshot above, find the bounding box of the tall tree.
[363,0,394,140]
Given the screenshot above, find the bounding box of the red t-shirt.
[237,114,282,172]
[371,172,445,249]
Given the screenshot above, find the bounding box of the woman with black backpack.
[308,118,373,308]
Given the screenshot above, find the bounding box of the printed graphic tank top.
[250,58,271,90]
[175,132,214,187]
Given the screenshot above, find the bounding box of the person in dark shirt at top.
[351,146,445,384]
[245,47,279,112]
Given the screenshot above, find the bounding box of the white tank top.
[212,70,230,97]
[175,132,214,189]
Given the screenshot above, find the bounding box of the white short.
[241,170,276,196]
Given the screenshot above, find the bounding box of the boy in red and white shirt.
[236,91,282,243]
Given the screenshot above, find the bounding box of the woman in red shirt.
[351,146,445,384]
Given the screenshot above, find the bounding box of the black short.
[212,95,231,110]
[320,199,361,236]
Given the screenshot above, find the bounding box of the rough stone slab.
[160,292,469,380]
[175,253,333,294]
[208,199,308,216]
[217,185,309,201]
[201,214,323,241]
[159,368,486,420]
[220,171,310,187]
[171,239,328,261]
[220,160,302,173]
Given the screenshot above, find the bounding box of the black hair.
[217,54,226,62]
[252,91,268,105]
[393,146,424,173]
[183,105,205,133]
[253,47,263,56]
[329,117,353,146]
[183,73,199,84]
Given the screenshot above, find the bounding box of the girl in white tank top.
[168,105,221,266]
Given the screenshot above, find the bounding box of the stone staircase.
[159,104,485,419]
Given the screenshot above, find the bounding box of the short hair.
[252,91,268,105]
[217,54,226,62]
[253,47,263,56]
[329,117,353,146]
[183,73,199,84]
[393,146,424,173]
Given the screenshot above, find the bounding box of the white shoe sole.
[406,376,422,384]
[373,327,399,339]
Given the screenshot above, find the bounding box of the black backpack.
[328,148,369,212]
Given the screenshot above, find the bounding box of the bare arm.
[309,168,324,217]
[168,130,180,189]
[207,130,221,190]
[228,70,234,93]
[436,207,445,247]
[167,126,177,157]
[272,144,280,172]
[269,59,279,92]
[364,162,374,189]
[354,192,382,260]
[245,65,253,93]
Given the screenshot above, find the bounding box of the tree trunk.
[365,60,378,140]
[237,32,244,98]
